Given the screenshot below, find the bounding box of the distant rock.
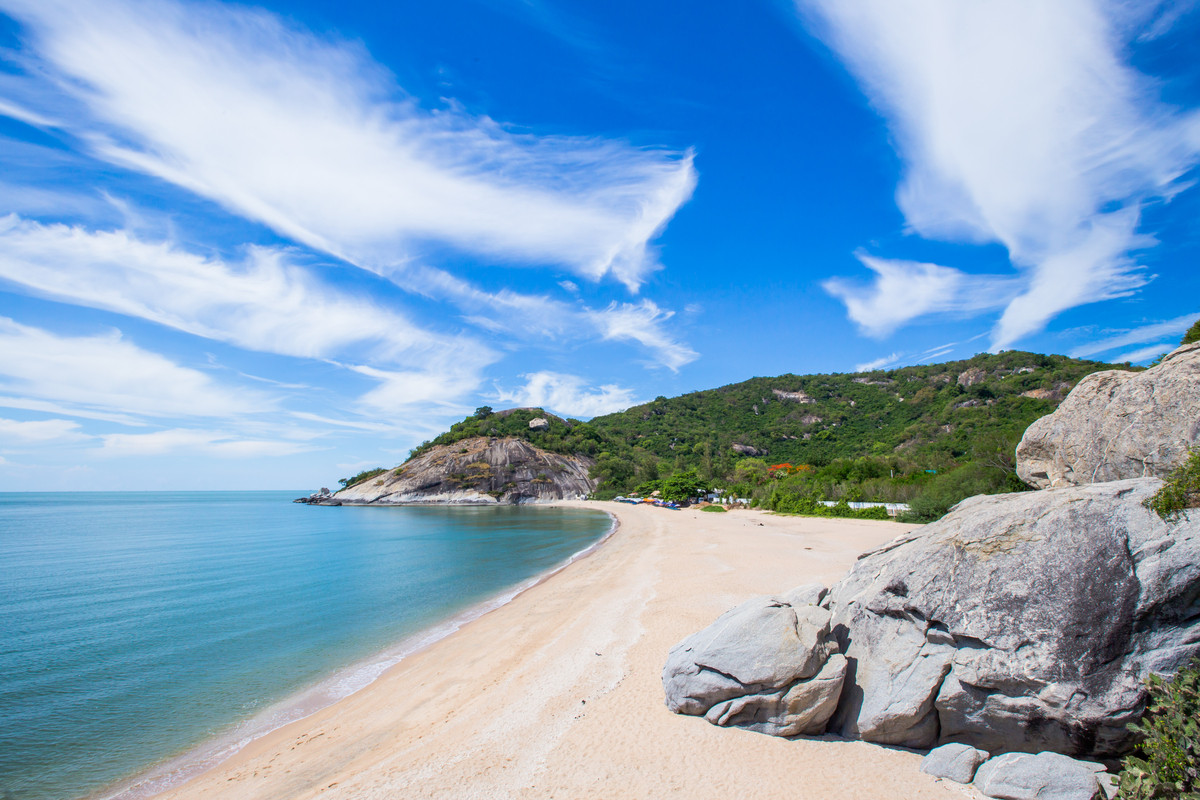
[662,585,846,736]
[1016,342,1200,488]
[825,478,1199,757]
[528,417,550,431]
[731,443,765,457]
[326,437,595,505]
[771,389,814,404]
[957,367,987,387]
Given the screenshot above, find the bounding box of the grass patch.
[700,505,726,512]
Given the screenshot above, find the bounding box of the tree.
[475,406,494,418]
[1182,318,1200,346]
[658,468,709,503]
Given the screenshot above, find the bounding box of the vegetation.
[700,505,726,512]
[338,467,386,488]
[586,350,1117,515]
[388,351,1122,519]
[406,407,607,462]
[1182,319,1200,346]
[1117,658,1200,799]
[1144,448,1200,521]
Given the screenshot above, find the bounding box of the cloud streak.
[494,371,639,418]
[0,317,266,419]
[803,0,1200,347]
[2,0,695,289]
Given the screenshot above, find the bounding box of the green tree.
[1182,319,1200,346]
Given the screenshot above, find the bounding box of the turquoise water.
[0,492,612,800]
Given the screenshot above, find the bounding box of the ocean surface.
[0,492,613,800]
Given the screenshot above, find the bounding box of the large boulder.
[1016,343,1200,488]
[662,585,847,736]
[972,752,1104,800]
[825,478,1200,757]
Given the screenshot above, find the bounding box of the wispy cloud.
[1113,343,1175,364]
[854,352,901,372]
[1069,312,1199,358]
[0,317,266,420]
[100,428,315,458]
[494,371,638,418]
[2,0,695,289]
[0,215,486,367]
[803,0,1200,347]
[585,300,698,371]
[0,416,86,444]
[822,254,1015,337]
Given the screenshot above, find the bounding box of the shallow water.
[0,492,611,800]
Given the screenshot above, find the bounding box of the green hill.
[394,351,1127,520]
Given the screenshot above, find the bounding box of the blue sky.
[0,0,1198,490]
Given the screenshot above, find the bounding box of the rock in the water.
[1016,342,1200,488]
[663,590,846,736]
[826,478,1200,757]
[973,752,1101,800]
[920,742,989,784]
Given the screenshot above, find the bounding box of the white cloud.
[100,428,314,458]
[1069,312,1199,358]
[0,317,265,419]
[0,417,86,444]
[1113,343,1175,364]
[585,300,698,371]
[494,372,638,418]
[3,0,695,289]
[803,0,1200,347]
[854,352,900,372]
[0,97,58,129]
[822,254,1015,337]
[0,215,486,366]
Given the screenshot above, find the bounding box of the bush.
[1117,657,1200,798]
[338,467,386,488]
[700,505,726,513]
[1144,448,1200,521]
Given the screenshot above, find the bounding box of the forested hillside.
[393,351,1125,520]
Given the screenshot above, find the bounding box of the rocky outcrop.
[662,585,847,736]
[825,478,1199,758]
[664,479,1199,759]
[920,743,989,784]
[731,443,766,457]
[327,437,595,505]
[1016,343,1200,488]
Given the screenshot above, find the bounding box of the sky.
[0,0,1198,491]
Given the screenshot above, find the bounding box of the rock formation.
[327,437,596,505]
[662,585,847,736]
[824,478,1198,757]
[1016,342,1200,488]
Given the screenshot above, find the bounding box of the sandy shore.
[152,502,978,800]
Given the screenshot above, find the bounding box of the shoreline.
[92,503,618,800]
[141,502,977,800]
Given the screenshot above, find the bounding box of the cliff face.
[329,436,596,505]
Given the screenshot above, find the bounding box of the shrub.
[700,505,726,513]
[338,467,386,488]
[1144,448,1200,521]
[1117,657,1200,798]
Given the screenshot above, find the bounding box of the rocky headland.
[307,434,596,506]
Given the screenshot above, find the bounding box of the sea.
[0,491,614,800]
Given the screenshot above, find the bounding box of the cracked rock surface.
[826,478,1200,757]
[1016,342,1200,489]
[662,584,847,736]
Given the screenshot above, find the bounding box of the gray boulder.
[920,742,989,783]
[973,752,1102,800]
[663,587,846,736]
[826,478,1200,757]
[1016,342,1200,488]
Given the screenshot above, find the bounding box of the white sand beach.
[152,502,978,800]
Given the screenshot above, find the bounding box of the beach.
[151,502,976,800]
